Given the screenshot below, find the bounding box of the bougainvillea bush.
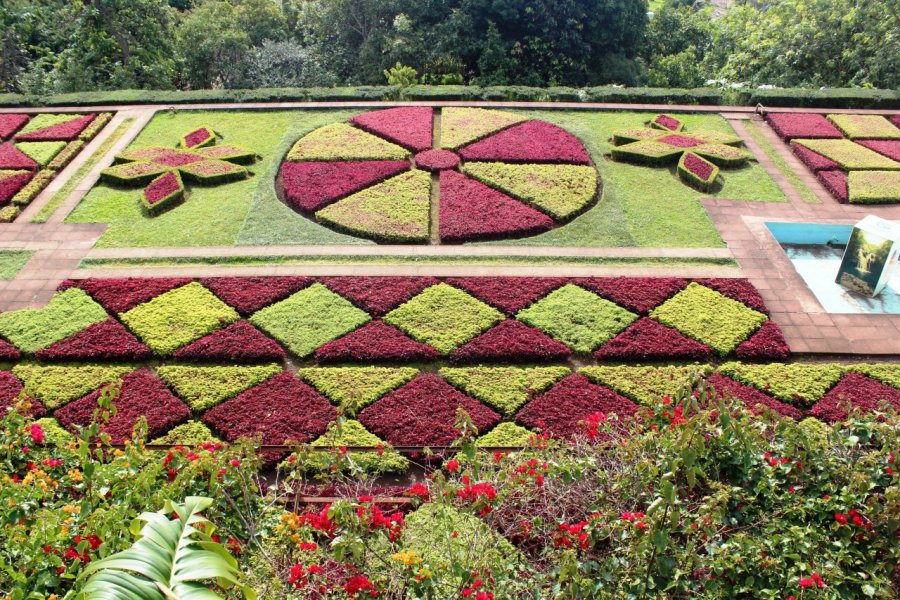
[277,106,600,244]
[770,112,900,203]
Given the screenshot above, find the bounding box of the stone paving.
[0,102,897,358]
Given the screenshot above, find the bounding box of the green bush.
[474,422,534,447]
[439,366,570,415]
[516,284,637,353]
[678,152,719,191]
[250,283,370,358]
[610,140,683,165]
[0,289,108,353]
[157,364,282,412]
[15,141,66,167]
[285,123,408,161]
[691,143,752,167]
[580,365,709,405]
[296,367,418,415]
[717,362,846,405]
[47,140,85,171]
[78,112,114,140]
[746,87,900,109]
[150,420,220,445]
[848,171,900,204]
[0,205,21,223]
[846,363,900,388]
[120,282,239,355]
[384,284,503,354]
[301,419,408,475]
[650,283,767,355]
[827,115,900,140]
[11,364,133,409]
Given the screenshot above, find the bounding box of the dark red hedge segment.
[444,277,568,315]
[0,371,44,417]
[891,115,900,129]
[143,171,181,205]
[817,170,848,204]
[351,107,433,152]
[0,170,33,204]
[439,170,554,243]
[458,120,591,164]
[173,321,286,362]
[809,373,900,423]
[734,321,791,361]
[315,320,439,363]
[60,277,192,314]
[856,140,900,162]
[320,276,439,316]
[449,319,572,364]
[200,276,312,315]
[36,318,151,361]
[595,317,713,362]
[707,373,803,420]
[515,374,639,438]
[683,153,715,180]
[791,143,841,172]
[203,372,337,452]
[656,134,703,148]
[0,143,39,170]
[413,149,460,171]
[696,278,768,314]
[579,277,688,314]
[0,338,21,361]
[358,373,501,447]
[56,369,189,443]
[183,128,213,149]
[765,113,843,141]
[279,160,410,213]
[0,114,30,140]
[16,114,96,142]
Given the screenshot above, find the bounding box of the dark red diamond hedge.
[808,373,900,423]
[579,277,689,314]
[351,107,434,152]
[449,320,572,364]
[458,120,591,164]
[319,276,438,316]
[444,277,568,315]
[595,318,713,362]
[36,318,151,361]
[707,373,803,420]
[173,321,286,363]
[201,276,312,315]
[791,144,841,172]
[315,321,440,363]
[734,321,791,361]
[60,278,192,314]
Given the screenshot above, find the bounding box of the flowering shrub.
[0,370,42,416]
[449,319,572,363]
[857,140,900,162]
[439,170,554,242]
[173,320,287,362]
[765,113,844,141]
[278,160,409,212]
[351,106,433,152]
[791,142,841,172]
[0,338,21,361]
[0,143,39,170]
[358,373,501,447]
[15,113,96,141]
[0,113,30,139]
[595,317,713,361]
[827,114,900,140]
[201,276,312,315]
[55,369,190,443]
[314,320,440,363]
[35,318,151,361]
[195,144,258,164]
[458,120,591,164]
[678,152,719,191]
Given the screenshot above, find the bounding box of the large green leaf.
[78,496,255,600]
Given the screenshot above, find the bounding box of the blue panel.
[765,222,852,245]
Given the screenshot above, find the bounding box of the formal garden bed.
[0,111,113,221]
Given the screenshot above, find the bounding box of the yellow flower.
[67,469,83,482]
[391,550,422,567]
[62,504,78,514]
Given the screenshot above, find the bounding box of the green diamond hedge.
[11,364,134,409]
[295,366,418,415]
[157,364,281,411]
[303,419,409,475]
[717,362,847,406]
[579,365,710,406]
[0,289,108,353]
[439,366,570,415]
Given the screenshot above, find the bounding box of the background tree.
[640,4,714,87]
[176,0,250,89]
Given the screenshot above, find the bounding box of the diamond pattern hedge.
[767,112,900,203]
[276,106,600,243]
[0,111,112,220]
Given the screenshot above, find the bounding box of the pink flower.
[29,423,45,444]
[446,459,460,473]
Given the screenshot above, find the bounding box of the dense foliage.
[1,0,896,94]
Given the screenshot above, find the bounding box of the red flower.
[446,459,460,473]
[344,574,378,597]
[834,513,847,525]
[29,423,45,444]
[799,578,814,588]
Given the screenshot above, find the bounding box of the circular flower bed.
[276,107,600,243]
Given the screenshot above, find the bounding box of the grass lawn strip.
[743,120,819,203]
[0,250,32,279]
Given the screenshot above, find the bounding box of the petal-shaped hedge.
[277,107,600,244]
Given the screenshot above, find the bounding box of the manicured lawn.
[67,109,786,249]
[0,250,32,279]
[743,119,819,203]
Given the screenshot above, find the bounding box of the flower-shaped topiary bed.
[276,107,600,243]
[0,112,113,221]
[765,112,900,203]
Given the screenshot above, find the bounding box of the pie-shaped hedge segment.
[277,106,600,243]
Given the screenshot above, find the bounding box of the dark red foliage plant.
[707,373,803,420]
[809,373,900,422]
[515,374,639,438]
[16,114,96,142]
[200,276,312,315]
[449,320,571,364]
[656,134,702,148]
[59,278,192,313]
[278,160,409,213]
[36,318,151,361]
[856,140,900,162]
[315,321,439,363]
[734,321,791,361]
[0,170,34,204]
[683,153,715,180]
[817,170,848,203]
[444,277,568,314]
[765,113,843,141]
[0,114,30,140]
[358,373,501,447]
[578,277,688,314]
[0,371,44,417]
[55,369,190,444]
[351,107,433,152]
[319,276,439,316]
[173,321,286,362]
[458,120,591,164]
[595,318,713,362]
[0,143,39,170]
[792,143,841,172]
[696,278,768,314]
[143,171,181,205]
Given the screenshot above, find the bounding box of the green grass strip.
[0,250,33,279]
[31,117,135,223]
[744,120,819,204]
